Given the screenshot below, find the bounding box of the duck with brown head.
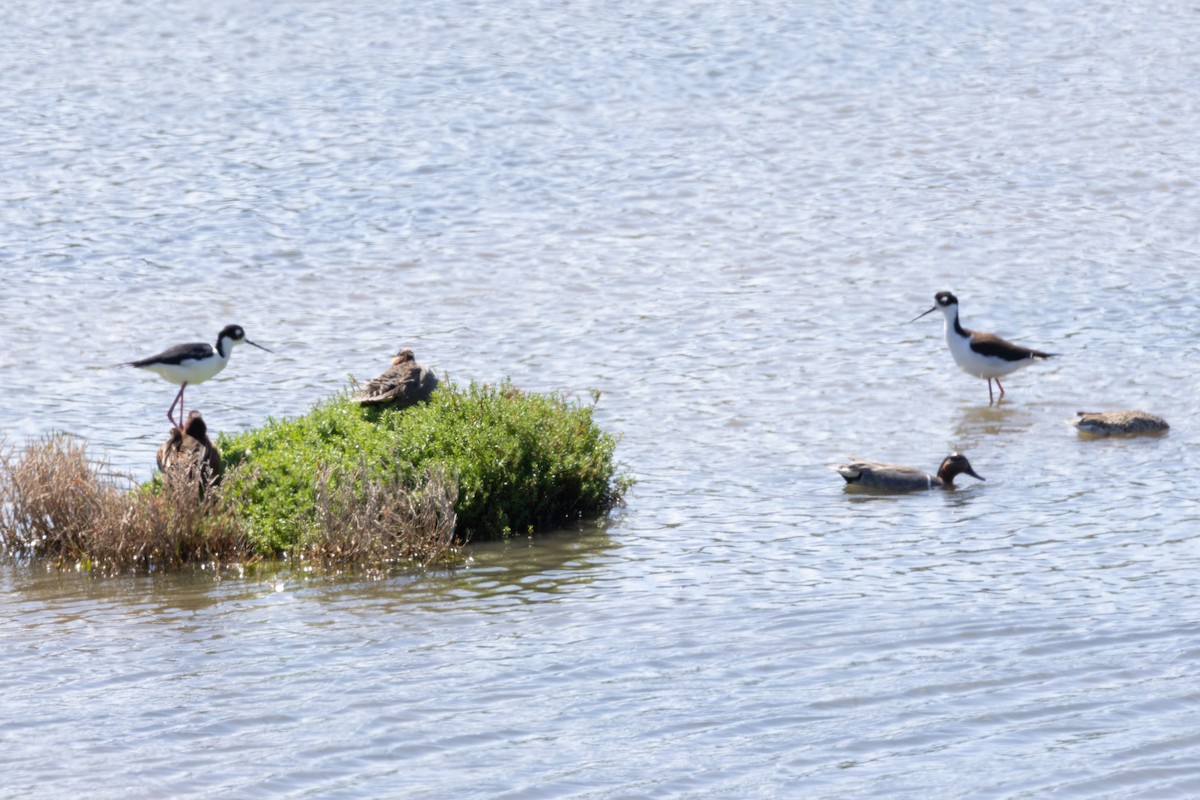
[835,452,985,491]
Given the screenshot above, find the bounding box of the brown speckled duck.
[353,348,439,408]
[835,452,985,491]
[157,410,221,487]
[1070,410,1169,436]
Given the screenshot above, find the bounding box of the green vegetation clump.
[219,379,628,553]
[0,380,629,574]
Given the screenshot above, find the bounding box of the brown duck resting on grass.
[157,410,221,487]
[1069,410,1169,436]
[352,348,439,409]
[834,452,985,491]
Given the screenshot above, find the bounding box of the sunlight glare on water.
[3,0,1200,797]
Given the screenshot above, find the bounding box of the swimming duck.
[1069,410,1169,436]
[834,452,985,490]
[157,410,221,487]
[352,348,439,408]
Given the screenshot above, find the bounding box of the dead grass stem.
[1,436,460,575]
[0,436,251,573]
[305,461,460,572]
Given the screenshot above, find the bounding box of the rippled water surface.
[4,1,1200,797]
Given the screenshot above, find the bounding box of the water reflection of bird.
[912,291,1057,404]
[353,348,439,408]
[157,410,222,487]
[126,324,273,429]
[834,452,985,491]
[1070,410,1169,436]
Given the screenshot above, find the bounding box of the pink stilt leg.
[995,378,1005,400]
[166,382,188,429]
[987,379,994,405]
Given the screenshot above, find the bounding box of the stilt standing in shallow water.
[912,291,1057,404]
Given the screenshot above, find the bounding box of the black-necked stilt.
[157,410,222,486]
[126,324,272,428]
[834,452,985,491]
[912,291,1057,404]
[352,348,439,409]
[1070,410,1169,436]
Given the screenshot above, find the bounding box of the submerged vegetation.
[0,380,629,575]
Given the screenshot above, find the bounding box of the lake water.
[4,0,1200,796]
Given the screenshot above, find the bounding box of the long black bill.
[909,305,937,323]
[246,339,275,354]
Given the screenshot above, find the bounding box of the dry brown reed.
[0,435,251,573]
[1,437,461,576]
[305,461,460,572]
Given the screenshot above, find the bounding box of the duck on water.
[835,452,985,491]
[1069,410,1169,436]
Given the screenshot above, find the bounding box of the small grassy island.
[0,380,630,575]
